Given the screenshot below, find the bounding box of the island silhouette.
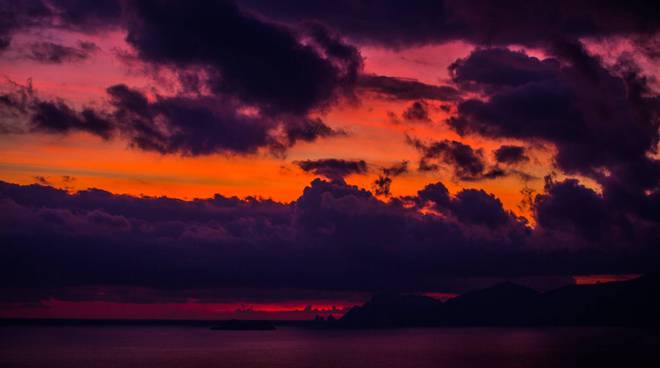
[312,273,660,328]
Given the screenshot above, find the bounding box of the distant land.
[328,273,660,328]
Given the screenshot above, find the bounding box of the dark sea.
[1,325,659,367]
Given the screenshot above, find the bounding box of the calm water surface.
[1,326,659,367]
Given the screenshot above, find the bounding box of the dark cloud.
[416,182,451,209]
[383,161,409,177]
[535,178,609,241]
[31,100,114,139]
[4,1,660,63]
[295,159,368,181]
[0,81,344,156]
[0,36,9,51]
[445,44,660,248]
[48,0,123,30]
[409,137,506,181]
[450,48,558,89]
[494,145,529,165]
[0,81,114,139]
[283,118,346,147]
[533,175,660,258]
[0,0,121,50]
[373,161,409,196]
[241,0,660,48]
[241,0,454,47]
[26,40,98,63]
[0,0,51,51]
[402,100,431,122]
[107,84,275,155]
[358,74,459,101]
[124,0,362,116]
[372,176,393,197]
[447,46,660,187]
[417,181,521,229]
[450,189,520,229]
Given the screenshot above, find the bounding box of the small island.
[210,320,276,331]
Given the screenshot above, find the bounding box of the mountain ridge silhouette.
[335,273,660,328]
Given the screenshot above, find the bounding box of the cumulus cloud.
[417,181,524,229]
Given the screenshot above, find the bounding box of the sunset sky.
[1,0,659,319]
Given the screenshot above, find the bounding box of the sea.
[1,325,659,367]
